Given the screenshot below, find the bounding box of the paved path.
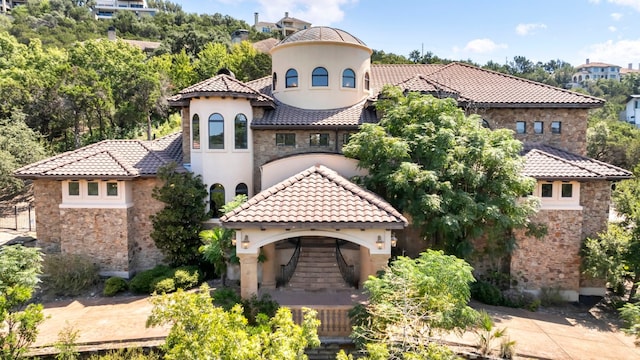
[27,291,640,359]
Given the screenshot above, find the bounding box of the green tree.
[0,245,45,360]
[150,163,208,266]
[587,117,640,170]
[343,86,540,258]
[146,284,320,359]
[350,250,477,358]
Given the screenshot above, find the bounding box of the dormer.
[270,27,373,110]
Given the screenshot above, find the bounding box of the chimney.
[285,11,289,18]
[107,26,116,41]
[254,12,258,26]
[586,58,590,64]
[630,63,633,70]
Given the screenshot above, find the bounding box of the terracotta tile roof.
[169,74,273,105]
[522,143,631,180]
[221,165,408,228]
[14,133,183,180]
[253,38,279,53]
[370,64,442,95]
[576,62,620,69]
[396,74,460,99]
[252,100,377,129]
[276,27,367,47]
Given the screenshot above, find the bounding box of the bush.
[502,289,539,311]
[129,265,173,294]
[212,287,241,311]
[242,293,279,325]
[471,280,504,306]
[174,266,201,289]
[152,278,176,294]
[88,348,161,360]
[43,253,100,296]
[539,287,566,306]
[103,277,128,297]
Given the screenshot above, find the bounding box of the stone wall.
[511,209,583,293]
[252,128,355,192]
[130,178,166,273]
[475,108,589,156]
[33,179,62,252]
[59,207,131,275]
[579,180,612,289]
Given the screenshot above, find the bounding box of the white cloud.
[608,0,640,11]
[609,26,618,31]
[589,0,601,3]
[256,0,357,26]
[584,39,640,65]
[463,39,508,54]
[610,12,624,20]
[515,23,547,36]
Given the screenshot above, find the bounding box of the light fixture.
[376,235,384,250]
[231,234,237,246]
[391,233,398,247]
[241,235,250,249]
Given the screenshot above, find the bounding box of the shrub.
[129,265,173,294]
[43,253,100,296]
[103,277,128,297]
[174,266,201,289]
[539,287,566,306]
[88,348,161,360]
[212,287,242,311]
[471,280,504,306]
[502,289,539,311]
[152,278,176,294]
[242,293,279,325]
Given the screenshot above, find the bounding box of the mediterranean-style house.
[15,26,631,301]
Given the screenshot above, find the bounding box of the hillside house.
[15,27,631,301]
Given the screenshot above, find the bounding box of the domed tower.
[269,27,373,110]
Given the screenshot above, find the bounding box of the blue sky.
[174,0,640,68]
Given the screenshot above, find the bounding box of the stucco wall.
[476,108,589,156]
[33,179,62,252]
[181,106,191,164]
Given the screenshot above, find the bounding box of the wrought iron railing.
[276,238,301,287]
[335,240,358,288]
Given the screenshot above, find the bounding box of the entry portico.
[221,165,408,298]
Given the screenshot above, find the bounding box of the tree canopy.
[343,86,540,257]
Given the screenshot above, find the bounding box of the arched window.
[210,183,225,218]
[272,72,277,90]
[235,183,248,197]
[285,69,298,88]
[481,119,491,129]
[312,67,328,86]
[191,114,200,149]
[364,72,370,90]
[342,69,355,88]
[208,113,224,149]
[234,113,248,149]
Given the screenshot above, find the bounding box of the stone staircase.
[285,241,351,291]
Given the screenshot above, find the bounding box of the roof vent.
[217,68,235,78]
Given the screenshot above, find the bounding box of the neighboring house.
[15,27,631,301]
[253,12,311,37]
[571,59,621,86]
[620,63,640,79]
[93,0,156,19]
[107,26,161,52]
[622,95,640,126]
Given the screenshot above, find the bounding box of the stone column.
[260,243,277,289]
[359,246,371,285]
[369,254,390,278]
[238,253,258,299]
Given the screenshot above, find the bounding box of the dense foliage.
[146,284,320,359]
[0,245,45,359]
[343,86,541,257]
[150,164,208,266]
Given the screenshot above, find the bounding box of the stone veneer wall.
[33,179,62,252]
[511,209,583,294]
[252,128,356,192]
[579,180,612,289]
[59,207,131,275]
[130,178,166,273]
[476,108,589,156]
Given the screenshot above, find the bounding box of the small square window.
[516,121,526,134]
[541,183,553,198]
[310,133,329,146]
[87,182,99,196]
[107,182,118,196]
[561,183,573,198]
[276,133,296,146]
[534,121,543,134]
[68,182,80,196]
[343,133,353,145]
[551,121,561,134]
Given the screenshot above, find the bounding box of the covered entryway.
[221,165,407,299]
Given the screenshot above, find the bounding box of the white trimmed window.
[62,180,131,208]
[535,181,581,210]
